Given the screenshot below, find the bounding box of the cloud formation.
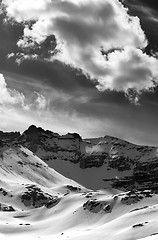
[97,47,158,103]
[34,91,48,110]
[0,73,48,111]
[0,73,57,133]
[2,0,158,102]
[0,73,25,106]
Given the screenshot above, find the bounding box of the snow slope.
[0,145,158,239]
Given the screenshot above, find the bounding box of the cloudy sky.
[0,0,158,145]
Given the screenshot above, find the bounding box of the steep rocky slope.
[1,125,158,191]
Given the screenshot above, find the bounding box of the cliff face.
[19,125,83,163]
[0,125,158,190]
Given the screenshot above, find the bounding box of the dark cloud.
[0,12,23,68]
[4,59,96,93]
[136,1,158,10]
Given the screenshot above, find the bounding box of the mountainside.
[1,125,158,191]
[1,143,158,239]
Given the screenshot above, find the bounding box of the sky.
[0,0,158,145]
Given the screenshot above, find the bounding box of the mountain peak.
[22,125,82,140]
[24,125,44,134]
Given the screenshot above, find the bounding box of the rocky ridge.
[0,125,158,191]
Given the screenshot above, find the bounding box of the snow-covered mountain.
[1,135,158,239]
[1,125,158,191]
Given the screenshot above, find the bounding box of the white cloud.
[0,73,26,106]
[0,74,54,132]
[96,47,158,92]
[3,0,158,103]
[34,91,48,109]
[0,73,49,111]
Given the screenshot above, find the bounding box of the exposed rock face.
[83,199,113,213]
[0,131,20,145]
[18,125,82,163]
[21,184,60,208]
[0,203,15,211]
[0,125,158,191]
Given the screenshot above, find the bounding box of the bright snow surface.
[0,146,158,240]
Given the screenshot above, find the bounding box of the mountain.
[1,140,158,239]
[1,125,158,191]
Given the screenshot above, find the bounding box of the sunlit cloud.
[0,73,50,119]
[34,91,48,110]
[96,47,158,103]
[3,0,157,103]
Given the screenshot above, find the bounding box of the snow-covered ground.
[0,145,158,240]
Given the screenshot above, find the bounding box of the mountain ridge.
[0,125,158,191]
